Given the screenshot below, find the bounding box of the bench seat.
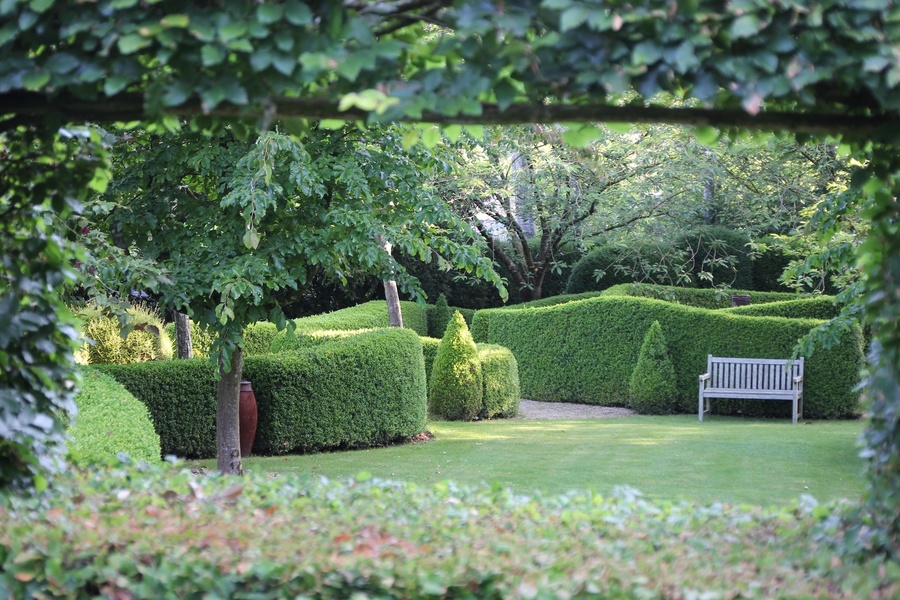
[699,355,804,424]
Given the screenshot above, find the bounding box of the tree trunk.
[216,346,243,475]
[384,279,403,327]
[174,312,193,359]
[377,233,403,328]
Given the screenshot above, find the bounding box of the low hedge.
[242,322,278,355]
[98,329,427,458]
[601,283,805,309]
[68,368,161,464]
[426,302,475,337]
[271,301,428,352]
[472,295,864,419]
[721,296,841,320]
[3,469,894,599]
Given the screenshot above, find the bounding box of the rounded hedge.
[68,368,161,464]
[76,304,173,365]
[472,295,863,419]
[628,321,678,414]
[271,300,428,352]
[565,242,676,294]
[478,344,520,418]
[98,328,427,458]
[601,283,805,309]
[429,312,483,421]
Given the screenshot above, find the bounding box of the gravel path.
[517,399,636,420]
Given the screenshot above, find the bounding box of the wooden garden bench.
[698,355,805,424]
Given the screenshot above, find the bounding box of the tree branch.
[4,91,895,138]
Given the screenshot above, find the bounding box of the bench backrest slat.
[706,355,803,390]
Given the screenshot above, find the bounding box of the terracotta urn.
[239,380,258,457]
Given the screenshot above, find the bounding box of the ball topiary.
[67,367,161,464]
[429,311,483,421]
[628,320,678,414]
[430,293,452,338]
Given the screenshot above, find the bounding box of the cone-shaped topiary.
[430,293,452,338]
[628,320,678,414]
[430,311,483,420]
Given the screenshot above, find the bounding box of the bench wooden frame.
[698,355,804,424]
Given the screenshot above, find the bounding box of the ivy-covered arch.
[1,0,897,553]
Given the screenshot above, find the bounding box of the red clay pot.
[239,380,258,457]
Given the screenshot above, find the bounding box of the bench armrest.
[699,373,711,382]
[793,375,804,384]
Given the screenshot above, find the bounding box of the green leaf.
[443,125,463,142]
[730,14,763,39]
[401,128,419,151]
[560,6,589,31]
[257,4,284,24]
[421,126,441,148]
[44,52,79,74]
[632,41,662,66]
[243,228,260,250]
[103,75,131,96]
[201,45,226,66]
[118,33,152,54]
[494,79,517,110]
[21,70,50,91]
[284,0,313,26]
[29,0,53,13]
[606,122,632,134]
[219,21,248,43]
[694,125,719,146]
[319,119,345,130]
[160,14,189,28]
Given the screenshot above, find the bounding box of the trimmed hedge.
[628,321,678,414]
[243,322,278,355]
[422,337,520,419]
[68,368,161,464]
[478,344,520,418]
[722,296,841,320]
[428,293,452,338]
[98,329,427,458]
[429,312,483,421]
[271,300,427,352]
[601,283,804,309]
[472,295,864,419]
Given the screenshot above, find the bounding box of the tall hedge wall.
[426,304,475,337]
[270,300,427,352]
[721,297,841,320]
[98,328,427,458]
[472,295,863,419]
[600,283,804,309]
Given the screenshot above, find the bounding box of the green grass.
[189,415,867,506]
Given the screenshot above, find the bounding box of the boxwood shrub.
[478,344,520,418]
[422,337,520,419]
[601,283,804,309]
[429,312,483,421]
[242,322,278,355]
[722,296,841,320]
[99,329,427,458]
[472,295,864,419]
[271,300,427,352]
[76,304,173,365]
[426,298,475,337]
[67,368,162,464]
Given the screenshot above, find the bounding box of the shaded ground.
[518,399,636,419]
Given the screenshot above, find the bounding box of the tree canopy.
[2,0,899,554]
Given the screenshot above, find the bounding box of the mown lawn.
[189,415,867,505]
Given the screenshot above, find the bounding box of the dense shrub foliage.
[429,312,483,421]
[751,237,794,292]
[163,319,216,358]
[1,468,895,599]
[473,295,863,419]
[75,305,172,365]
[242,322,278,355]
[628,321,678,414]
[674,226,754,290]
[565,242,675,294]
[428,293,452,338]
[67,368,161,464]
[478,344,520,418]
[722,296,841,320]
[96,360,218,458]
[99,329,427,458]
[420,336,441,390]
[271,301,427,352]
[601,283,803,309]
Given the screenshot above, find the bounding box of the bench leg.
[792,394,798,425]
[698,392,707,422]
